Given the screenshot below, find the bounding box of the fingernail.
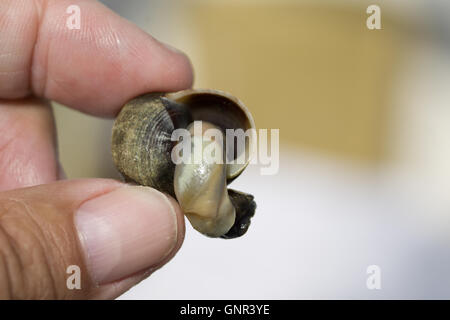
[75,186,178,285]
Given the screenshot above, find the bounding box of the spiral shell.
[111,89,256,238]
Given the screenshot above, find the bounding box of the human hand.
[0,0,192,299]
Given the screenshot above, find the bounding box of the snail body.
[111,89,256,238]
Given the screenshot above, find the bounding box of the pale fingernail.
[75,186,178,284]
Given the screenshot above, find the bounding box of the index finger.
[0,0,193,117]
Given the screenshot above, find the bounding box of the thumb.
[0,179,184,299]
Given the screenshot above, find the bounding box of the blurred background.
[54,0,450,298]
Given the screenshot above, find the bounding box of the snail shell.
[111,89,256,238]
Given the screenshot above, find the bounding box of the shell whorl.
[111,90,256,238]
[111,93,191,197]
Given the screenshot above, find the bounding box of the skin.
[0,0,193,299]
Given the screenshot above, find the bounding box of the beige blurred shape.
[189,2,401,164]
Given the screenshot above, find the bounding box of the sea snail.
[111,89,256,239]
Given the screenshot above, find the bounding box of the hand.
[0,0,192,299]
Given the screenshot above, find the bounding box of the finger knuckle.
[0,198,61,299]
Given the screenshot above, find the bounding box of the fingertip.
[159,42,195,90]
[86,190,186,300]
[74,185,182,285]
[120,31,194,100]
